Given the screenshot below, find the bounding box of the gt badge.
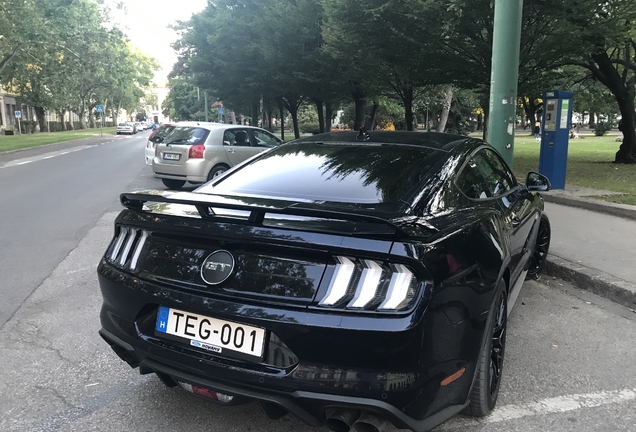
[201,250,235,285]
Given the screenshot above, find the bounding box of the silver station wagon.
[152,123,283,189]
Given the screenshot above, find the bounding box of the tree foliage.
[0,0,158,131]
[169,0,636,162]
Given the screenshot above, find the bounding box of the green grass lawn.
[0,127,117,153]
[512,134,636,206]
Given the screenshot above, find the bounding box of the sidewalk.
[540,186,636,310]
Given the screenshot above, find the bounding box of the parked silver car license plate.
[155,306,266,358]
[162,153,180,161]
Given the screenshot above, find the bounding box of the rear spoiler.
[119,190,418,239]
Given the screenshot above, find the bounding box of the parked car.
[152,123,283,189]
[98,131,551,432]
[145,123,176,165]
[116,122,135,135]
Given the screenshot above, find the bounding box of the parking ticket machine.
[538,90,573,189]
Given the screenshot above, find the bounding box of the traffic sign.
[218,107,225,114]
[95,105,104,113]
[14,111,21,118]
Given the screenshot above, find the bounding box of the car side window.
[456,155,491,199]
[223,129,251,147]
[252,130,282,148]
[457,148,516,200]
[478,149,516,197]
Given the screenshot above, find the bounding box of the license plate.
[163,153,180,161]
[155,306,266,359]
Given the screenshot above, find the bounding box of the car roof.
[171,122,267,131]
[293,131,471,150]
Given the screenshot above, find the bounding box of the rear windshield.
[197,143,445,204]
[150,125,176,141]
[163,127,210,145]
[118,123,129,126]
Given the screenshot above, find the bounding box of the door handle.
[228,149,235,153]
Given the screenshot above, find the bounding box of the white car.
[145,123,176,165]
[152,123,283,189]
[116,123,135,135]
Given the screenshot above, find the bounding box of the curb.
[543,194,636,222]
[541,255,636,310]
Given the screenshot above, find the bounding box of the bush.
[299,122,321,134]
[594,121,612,136]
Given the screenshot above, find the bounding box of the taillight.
[107,227,149,271]
[189,144,205,158]
[318,256,419,312]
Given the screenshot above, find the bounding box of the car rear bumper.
[100,325,468,431]
[152,158,209,183]
[98,260,481,431]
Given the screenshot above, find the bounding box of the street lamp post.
[487,0,523,168]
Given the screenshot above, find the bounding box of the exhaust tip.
[353,412,389,432]
[324,408,360,432]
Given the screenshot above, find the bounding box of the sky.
[107,0,208,84]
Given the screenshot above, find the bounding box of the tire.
[526,215,551,279]
[207,165,229,181]
[161,178,186,190]
[466,279,507,417]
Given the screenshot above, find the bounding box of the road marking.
[442,388,636,429]
[488,388,636,423]
[1,144,99,169]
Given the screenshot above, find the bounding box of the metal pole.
[487,0,523,168]
[204,91,209,122]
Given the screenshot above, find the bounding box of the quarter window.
[456,148,516,199]
[252,130,281,148]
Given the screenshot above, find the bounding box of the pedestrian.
[534,121,541,141]
[151,121,157,131]
[570,124,578,139]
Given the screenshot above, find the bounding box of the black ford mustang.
[97,131,551,432]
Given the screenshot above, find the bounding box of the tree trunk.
[35,106,47,132]
[403,87,414,131]
[588,111,596,128]
[78,98,87,129]
[366,101,379,130]
[615,99,636,163]
[267,107,274,131]
[279,102,285,141]
[59,110,67,131]
[312,98,325,133]
[588,51,635,162]
[352,87,366,130]
[88,110,96,128]
[251,98,259,126]
[436,88,453,133]
[289,107,300,139]
[325,102,333,132]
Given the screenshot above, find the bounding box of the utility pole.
[204,90,209,122]
[487,0,523,168]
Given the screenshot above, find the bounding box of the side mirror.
[526,171,551,192]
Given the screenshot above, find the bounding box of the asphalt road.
[1,136,635,431]
[0,131,157,328]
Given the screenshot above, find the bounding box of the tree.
[532,1,636,162]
